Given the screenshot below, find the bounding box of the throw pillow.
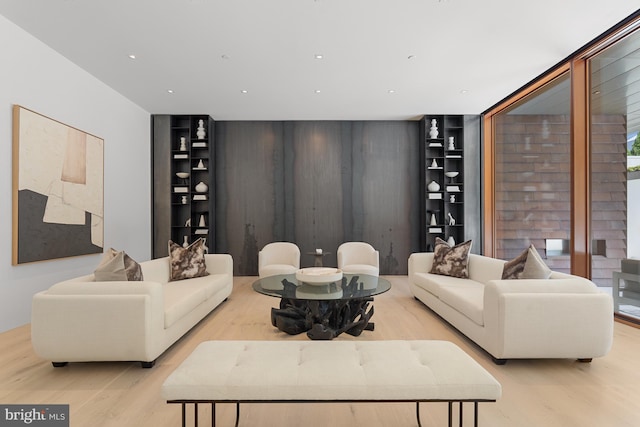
[94,248,144,281]
[430,237,473,278]
[168,238,209,281]
[501,246,529,279]
[522,245,552,279]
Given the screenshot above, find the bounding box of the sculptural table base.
[271,297,375,340]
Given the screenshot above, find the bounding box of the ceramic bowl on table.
[295,267,343,285]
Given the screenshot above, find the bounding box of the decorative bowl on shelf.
[445,171,459,183]
[176,172,190,179]
[295,267,343,285]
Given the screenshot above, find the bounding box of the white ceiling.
[1,0,638,121]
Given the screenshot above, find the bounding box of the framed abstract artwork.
[12,105,104,264]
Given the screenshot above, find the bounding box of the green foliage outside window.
[629,133,640,156]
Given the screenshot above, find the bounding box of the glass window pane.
[590,28,640,321]
[494,73,572,272]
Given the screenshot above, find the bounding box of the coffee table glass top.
[253,274,391,301]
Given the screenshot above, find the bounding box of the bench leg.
[235,402,240,427]
[474,402,479,427]
[416,402,422,427]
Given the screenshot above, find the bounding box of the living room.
[1,2,640,426]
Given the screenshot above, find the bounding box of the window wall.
[589,27,640,321]
[483,11,640,324]
[492,74,572,272]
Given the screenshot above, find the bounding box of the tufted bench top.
[162,340,502,402]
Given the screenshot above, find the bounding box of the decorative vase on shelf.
[450,194,456,203]
[179,137,187,151]
[430,213,437,226]
[430,158,438,168]
[197,159,205,169]
[182,236,189,248]
[448,136,455,150]
[195,181,208,193]
[196,119,206,139]
[429,119,439,138]
[447,236,456,246]
[427,180,440,192]
[199,215,206,227]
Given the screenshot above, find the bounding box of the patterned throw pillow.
[430,237,473,278]
[94,248,144,281]
[501,246,529,279]
[168,238,209,281]
[502,244,552,280]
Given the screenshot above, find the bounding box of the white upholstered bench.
[162,340,501,427]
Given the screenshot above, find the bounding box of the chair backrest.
[337,242,379,268]
[259,242,300,269]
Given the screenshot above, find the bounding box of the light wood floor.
[1,276,639,427]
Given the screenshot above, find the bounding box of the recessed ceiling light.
[388,90,396,94]
[314,54,323,60]
[241,90,248,94]
[221,54,230,60]
[460,89,469,94]
[407,55,416,60]
[314,90,321,94]
[167,89,174,94]
[128,54,136,59]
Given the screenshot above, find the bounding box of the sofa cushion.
[522,245,552,279]
[430,238,472,278]
[163,274,229,328]
[94,248,143,281]
[438,281,485,326]
[168,238,209,281]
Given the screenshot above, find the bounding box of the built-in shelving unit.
[419,115,465,251]
[152,114,215,258]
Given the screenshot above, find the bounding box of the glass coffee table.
[253,273,391,340]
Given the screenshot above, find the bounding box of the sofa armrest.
[31,280,165,362]
[485,277,599,294]
[483,278,613,358]
[204,254,233,276]
[408,253,434,277]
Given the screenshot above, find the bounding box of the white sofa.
[408,252,614,363]
[31,254,233,368]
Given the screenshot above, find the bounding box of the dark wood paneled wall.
[215,121,419,275]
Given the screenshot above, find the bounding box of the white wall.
[0,15,151,332]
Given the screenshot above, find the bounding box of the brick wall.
[494,114,626,283]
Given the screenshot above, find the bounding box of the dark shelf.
[419,114,466,251]
[152,114,216,258]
